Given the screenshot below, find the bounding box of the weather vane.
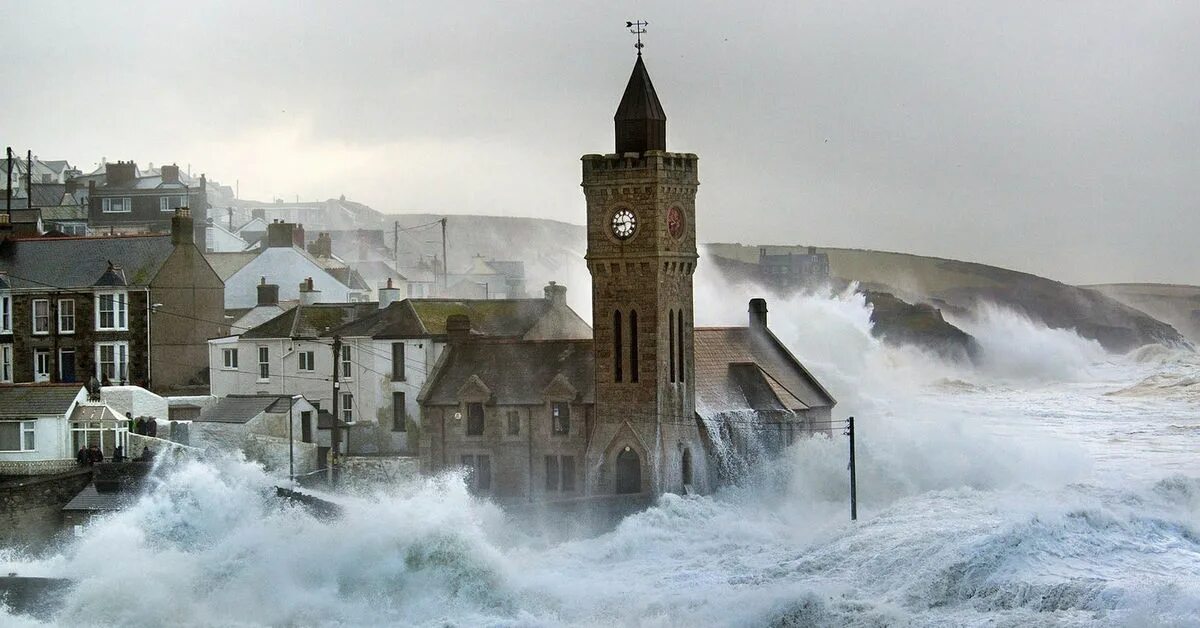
[626,20,648,56]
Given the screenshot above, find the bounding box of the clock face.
[667,207,685,239]
[611,209,637,240]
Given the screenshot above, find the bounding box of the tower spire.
[613,47,666,154]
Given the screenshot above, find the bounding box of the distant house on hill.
[87,162,209,250]
[0,210,224,393]
[757,246,830,286]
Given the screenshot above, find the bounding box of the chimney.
[293,223,305,248]
[257,276,280,307]
[298,277,321,305]
[307,232,332,258]
[171,208,194,246]
[749,298,768,331]
[266,220,296,248]
[105,161,136,186]
[65,178,78,195]
[251,207,265,220]
[446,314,471,343]
[543,281,567,307]
[161,164,180,184]
[378,277,402,309]
[808,246,817,256]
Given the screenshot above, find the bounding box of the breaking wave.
[2,277,1198,626]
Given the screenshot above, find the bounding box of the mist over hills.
[365,211,1189,354]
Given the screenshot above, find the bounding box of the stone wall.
[341,455,419,487]
[0,469,91,548]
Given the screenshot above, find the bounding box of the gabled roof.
[29,183,67,208]
[0,385,82,417]
[0,235,175,289]
[204,252,259,281]
[41,204,87,221]
[407,298,559,337]
[94,263,128,287]
[355,260,407,283]
[195,394,293,424]
[241,302,379,339]
[615,55,667,122]
[421,339,594,405]
[694,327,835,414]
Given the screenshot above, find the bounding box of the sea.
[2,285,1198,627]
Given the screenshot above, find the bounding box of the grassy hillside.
[1085,284,1200,343]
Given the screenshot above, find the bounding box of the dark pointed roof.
[94,262,128,287]
[614,56,667,153]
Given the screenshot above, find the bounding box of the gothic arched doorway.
[615,447,641,494]
[681,448,693,489]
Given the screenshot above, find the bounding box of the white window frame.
[32,299,50,335]
[222,348,238,370]
[0,420,37,452]
[341,393,353,423]
[58,299,75,334]
[0,344,12,383]
[95,291,128,331]
[95,341,129,382]
[101,197,131,213]
[257,346,269,381]
[298,350,315,372]
[340,345,352,379]
[33,349,51,382]
[0,294,11,333]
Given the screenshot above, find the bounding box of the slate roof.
[408,299,558,337]
[40,204,87,221]
[96,174,190,191]
[0,385,82,417]
[693,327,835,414]
[29,183,67,208]
[196,395,293,424]
[355,260,407,283]
[421,339,594,405]
[241,302,378,339]
[94,263,128,287]
[203,251,258,281]
[0,234,175,289]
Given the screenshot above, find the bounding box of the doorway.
[615,446,641,494]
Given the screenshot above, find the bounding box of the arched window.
[613,309,623,382]
[616,446,641,494]
[677,309,685,383]
[629,310,639,383]
[668,308,676,383]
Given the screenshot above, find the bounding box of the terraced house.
[0,210,224,392]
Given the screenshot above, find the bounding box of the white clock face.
[611,209,636,240]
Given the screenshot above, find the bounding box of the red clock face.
[667,207,685,239]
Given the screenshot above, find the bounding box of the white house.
[207,282,591,455]
[205,221,253,253]
[190,394,323,476]
[0,384,128,476]
[221,221,365,309]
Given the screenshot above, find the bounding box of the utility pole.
[288,394,296,486]
[440,217,448,295]
[328,335,342,485]
[5,147,12,215]
[393,220,399,270]
[846,416,857,521]
[26,150,33,205]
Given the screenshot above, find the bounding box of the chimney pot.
[749,298,768,330]
[543,281,568,307]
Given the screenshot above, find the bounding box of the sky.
[2,1,1197,285]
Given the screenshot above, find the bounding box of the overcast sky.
[2,1,1197,284]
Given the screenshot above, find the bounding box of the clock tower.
[582,52,705,495]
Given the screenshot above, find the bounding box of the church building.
[417,49,835,502]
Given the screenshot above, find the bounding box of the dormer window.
[95,291,128,331]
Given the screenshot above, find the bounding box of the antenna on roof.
[626,20,648,56]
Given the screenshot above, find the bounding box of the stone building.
[417,51,835,503]
[0,209,225,392]
[87,162,209,249]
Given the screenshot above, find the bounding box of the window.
[257,346,269,380]
[506,410,520,436]
[677,310,685,383]
[32,299,50,334]
[0,294,10,333]
[222,348,239,369]
[0,421,37,452]
[551,402,570,435]
[460,454,492,491]
[613,309,623,382]
[159,196,187,212]
[466,402,484,436]
[96,341,128,382]
[101,197,130,213]
[33,349,50,382]
[301,411,313,443]
[95,292,128,330]
[341,393,353,423]
[669,308,676,383]
[0,344,12,383]
[58,299,74,333]
[391,342,405,381]
[340,345,352,379]
[545,455,576,492]
[392,391,406,432]
[298,350,314,371]
[629,310,639,382]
